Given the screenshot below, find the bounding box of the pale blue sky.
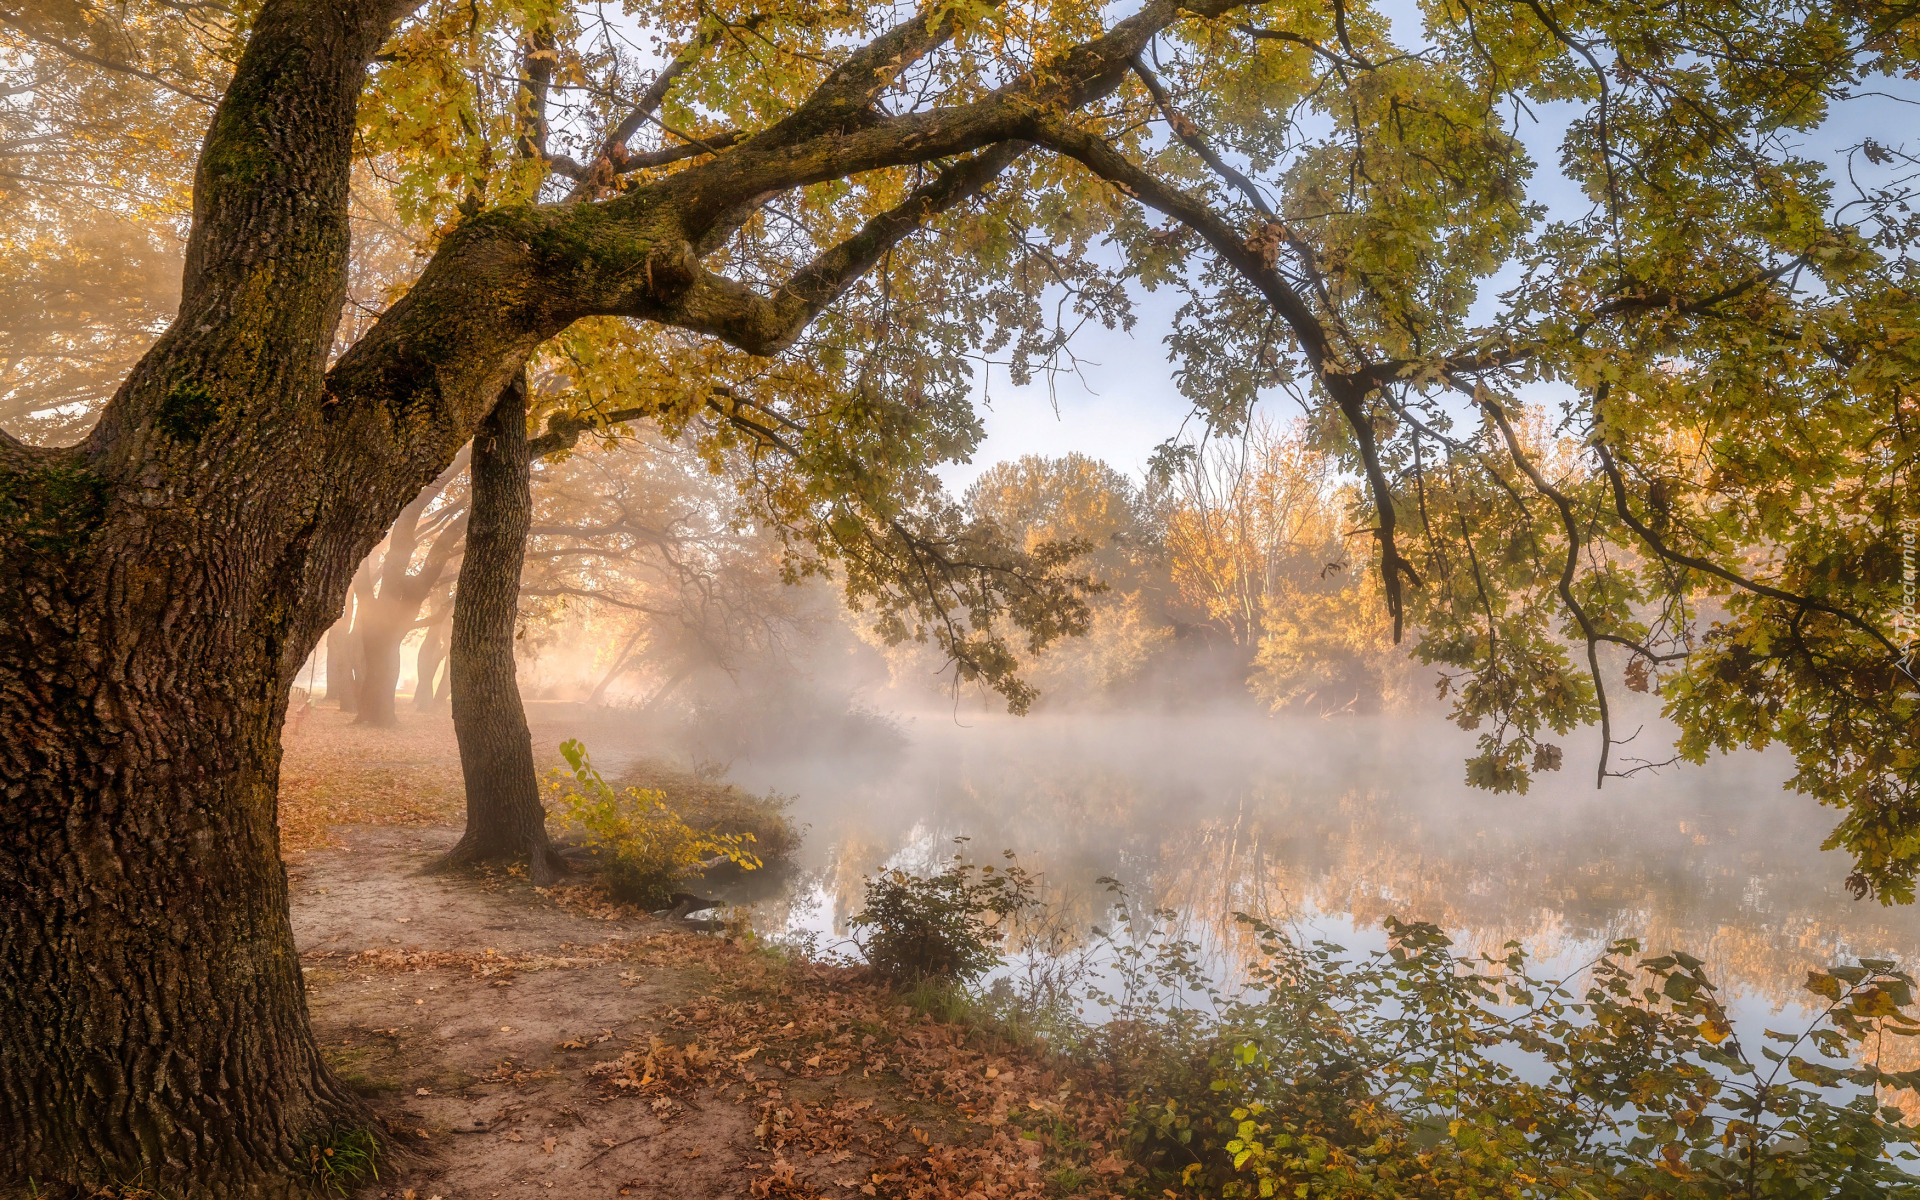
[939,290,1211,490]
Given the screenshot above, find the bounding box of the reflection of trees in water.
[762,719,1920,1009]
[1153,781,1920,1008]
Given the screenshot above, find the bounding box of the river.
[704,710,1919,1021]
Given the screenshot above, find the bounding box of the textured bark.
[440,379,565,885]
[0,2,399,1191]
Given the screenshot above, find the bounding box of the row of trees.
[321,416,1405,732]
[957,426,1408,713]
[317,406,831,724]
[6,0,1920,1189]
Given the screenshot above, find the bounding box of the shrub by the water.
[613,756,799,864]
[847,851,1040,984]
[551,739,759,908]
[839,857,1920,1197]
[1104,916,1920,1197]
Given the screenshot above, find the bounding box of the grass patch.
[299,1126,380,1197]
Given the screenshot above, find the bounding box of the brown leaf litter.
[293,824,1139,1200]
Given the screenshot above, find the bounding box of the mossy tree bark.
[441,378,566,884]
[0,1,403,1189]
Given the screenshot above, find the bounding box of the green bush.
[1110,915,1920,1198]
[833,856,1920,1190]
[847,850,1039,984]
[830,859,1920,1196]
[551,739,759,908]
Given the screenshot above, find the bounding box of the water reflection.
[718,712,1920,1010]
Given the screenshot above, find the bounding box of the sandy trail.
[280,703,1125,1200]
[292,825,768,1199]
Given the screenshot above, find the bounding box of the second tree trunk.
[441,378,565,884]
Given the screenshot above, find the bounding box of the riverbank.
[279,702,1920,1199]
[292,828,1138,1199]
[283,707,1139,1199]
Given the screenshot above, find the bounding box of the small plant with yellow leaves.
[551,739,759,908]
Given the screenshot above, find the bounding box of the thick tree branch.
[750,0,990,148]
[1030,118,1329,366]
[1483,401,1616,785]
[661,142,1026,353]
[1235,23,1364,69]
[1024,120,1442,630]
[616,133,743,174]
[1592,432,1903,659]
[636,0,1248,233]
[322,0,1252,529]
[1129,55,1273,216]
[528,405,659,458]
[604,31,720,154]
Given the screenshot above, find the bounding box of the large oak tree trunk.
[441,380,565,884]
[0,675,369,1189]
[0,3,406,1190]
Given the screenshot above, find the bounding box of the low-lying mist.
[309,419,1899,1025]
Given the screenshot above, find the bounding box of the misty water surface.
[705,712,1920,1015]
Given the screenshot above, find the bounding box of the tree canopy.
[7,0,1920,885]
[8,0,1920,1178]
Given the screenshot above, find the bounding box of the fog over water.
[680,710,1919,1017]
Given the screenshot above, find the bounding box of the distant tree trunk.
[414,618,449,710]
[326,565,373,712]
[640,662,696,713]
[441,379,564,884]
[586,624,647,705]
[351,464,467,727]
[353,600,410,727]
[324,616,362,712]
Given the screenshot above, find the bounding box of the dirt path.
[293,826,763,1198]
[280,703,1133,1199]
[290,825,1132,1200]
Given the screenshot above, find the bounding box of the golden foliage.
[551,739,761,907]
